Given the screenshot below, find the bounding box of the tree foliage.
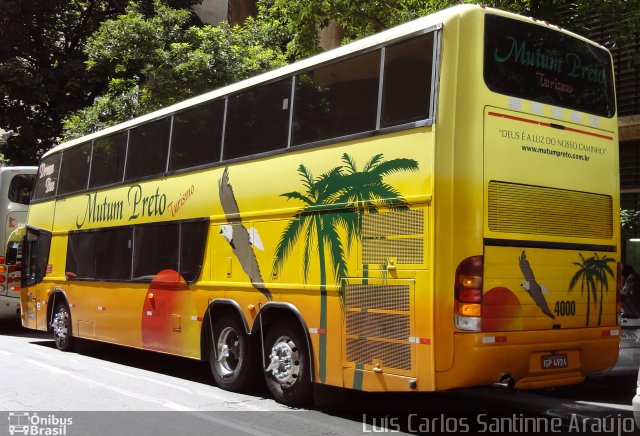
[0,0,202,164]
[61,0,288,141]
[4,0,640,161]
[258,0,640,58]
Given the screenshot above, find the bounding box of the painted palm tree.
[569,254,598,327]
[590,253,615,326]
[272,153,418,383]
[335,153,419,248]
[271,164,347,383]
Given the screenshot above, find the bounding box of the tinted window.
[484,14,615,117]
[224,78,291,160]
[293,51,380,145]
[33,154,61,200]
[180,220,208,283]
[90,132,127,188]
[382,33,434,127]
[67,228,132,280]
[170,100,224,171]
[132,223,179,280]
[66,232,96,279]
[8,174,35,205]
[125,118,171,181]
[58,142,91,195]
[95,228,132,280]
[24,228,51,286]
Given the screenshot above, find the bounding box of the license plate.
[541,353,568,369]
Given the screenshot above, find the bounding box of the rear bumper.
[436,328,620,390]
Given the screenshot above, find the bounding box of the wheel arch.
[200,298,250,362]
[252,302,316,384]
[46,288,71,332]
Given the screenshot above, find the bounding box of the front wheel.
[51,303,74,352]
[263,320,312,406]
[209,314,256,392]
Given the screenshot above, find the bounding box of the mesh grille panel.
[346,312,410,340]
[488,181,613,239]
[345,284,410,311]
[363,210,424,237]
[344,283,412,372]
[362,239,423,264]
[346,338,412,371]
[362,209,424,265]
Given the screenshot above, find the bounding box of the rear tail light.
[455,256,483,331]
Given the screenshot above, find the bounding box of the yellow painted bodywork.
[21,5,620,394]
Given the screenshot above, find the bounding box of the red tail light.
[454,256,483,331]
[455,256,484,303]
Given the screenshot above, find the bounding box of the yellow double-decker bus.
[18,4,620,406]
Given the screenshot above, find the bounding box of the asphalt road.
[0,319,636,436]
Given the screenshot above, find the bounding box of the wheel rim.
[266,335,300,387]
[52,307,70,346]
[214,326,243,377]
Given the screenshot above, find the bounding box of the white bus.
[0,167,36,319]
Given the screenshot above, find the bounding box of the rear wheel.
[51,303,74,352]
[209,314,256,391]
[263,320,312,406]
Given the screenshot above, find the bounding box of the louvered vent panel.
[346,338,412,371]
[344,283,412,372]
[344,284,410,311]
[488,181,613,239]
[362,210,424,265]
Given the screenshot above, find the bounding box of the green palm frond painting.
[272,153,418,383]
[569,253,615,327]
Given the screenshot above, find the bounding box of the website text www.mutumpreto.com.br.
[521,144,590,161]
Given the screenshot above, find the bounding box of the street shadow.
[0,318,49,339]
[30,336,271,399]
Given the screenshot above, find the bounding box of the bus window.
[8,173,35,205]
[180,220,208,284]
[132,223,179,281]
[293,50,380,145]
[90,132,127,188]
[223,78,292,160]
[58,141,91,195]
[67,228,132,281]
[484,13,615,117]
[381,32,435,127]
[125,117,171,181]
[22,228,51,287]
[170,100,224,171]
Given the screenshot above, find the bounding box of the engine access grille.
[361,209,424,265]
[344,282,412,372]
[488,181,613,239]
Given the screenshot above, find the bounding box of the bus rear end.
[440,9,620,390]
[0,167,36,319]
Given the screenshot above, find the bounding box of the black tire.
[51,302,74,352]
[263,320,312,406]
[209,314,256,392]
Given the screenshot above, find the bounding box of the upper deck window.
[293,50,381,145]
[58,141,91,195]
[90,132,127,188]
[484,14,615,117]
[125,117,171,181]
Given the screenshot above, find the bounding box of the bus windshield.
[484,14,615,118]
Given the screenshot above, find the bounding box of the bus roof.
[43,4,607,158]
